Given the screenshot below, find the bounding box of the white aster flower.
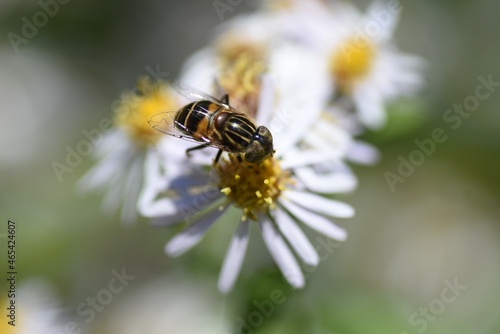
[280,0,424,129]
[79,78,179,224]
[139,52,356,292]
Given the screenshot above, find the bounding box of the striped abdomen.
[174,100,220,141]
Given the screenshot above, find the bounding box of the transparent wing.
[172,81,232,110]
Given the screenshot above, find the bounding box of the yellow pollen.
[215,155,291,221]
[216,37,267,117]
[115,77,177,147]
[330,37,376,93]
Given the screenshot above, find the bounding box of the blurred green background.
[1,0,499,333]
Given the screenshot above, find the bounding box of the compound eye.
[244,126,274,163]
[244,140,266,164]
[257,126,273,143]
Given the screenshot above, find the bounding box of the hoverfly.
[148,84,274,164]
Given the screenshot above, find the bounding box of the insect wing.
[148,110,178,134]
[172,81,231,109]
[149,111,192,140]
[148,111,216,146]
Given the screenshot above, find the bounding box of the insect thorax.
[220,114,257,152]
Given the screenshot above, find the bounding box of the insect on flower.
[148,84,274,164]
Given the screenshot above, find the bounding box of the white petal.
[259,219,304,289]
[284,190,355,218]
[179,49,217,94]
[294,166,358,193]
[268,104,313,153]
[273,209,319,266]
[280,148,343,170]
[100,173,125,215]
[139,151,218,219]
[306,119,352,153]
[255,74,275,126]
[93,129,129,158]
[302,131,350,155]
[353,82,385,129]
[280,199,347,241]
[166,207,228,257]
[120,151,145,224]
[138,192,177,218]
[218,220,250,294]
[137,151,175,217]
[77,138,134,193]
[346,140,380,165]
[142,182,221,219]
[98,149,142,216]
[149,194,224,227]
[268,44,330,150]
[367,1,399,42]
[215,12,279,44]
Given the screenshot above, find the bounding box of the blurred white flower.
[79,78,179,224]
[281,0,424,129]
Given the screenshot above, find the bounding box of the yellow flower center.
[329,37,376,93]
[216,38,267,118]
[215,155,291,221]
[115,77,177,147]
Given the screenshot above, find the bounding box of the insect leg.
[214,149,223,164]
[221,94,229,105]
[186,144,210,157]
